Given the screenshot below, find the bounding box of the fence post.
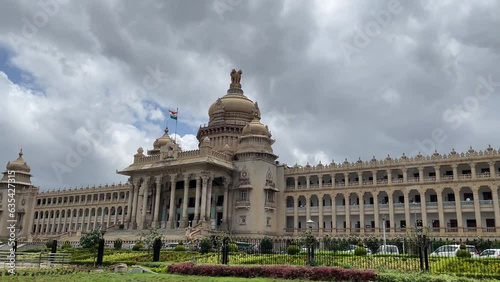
[423,235,429,271]
[95,239,105,267]
[153,238,161,262]
[221,237,229,265]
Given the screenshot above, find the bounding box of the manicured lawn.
[1,272,300,282]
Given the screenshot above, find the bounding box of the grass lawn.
[1,272,304,282]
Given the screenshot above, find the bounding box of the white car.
[430,245,478,257]
[479,249,500,258]
[377,245,399,255]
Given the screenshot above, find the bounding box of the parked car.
[430,245,478,257]
[377,245,399,255]
[345,244,372,254]
[479,249,500,258]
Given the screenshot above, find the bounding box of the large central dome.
[207,69,260,125]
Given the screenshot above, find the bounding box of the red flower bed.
[168,262,376,281]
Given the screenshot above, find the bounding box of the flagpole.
[174,107,178,144]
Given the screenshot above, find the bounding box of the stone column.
[125,182,135,229]
[435,166,441,181]
[131,180,141,229]
[194,176,201,224]
[318,194,324,235]
[93,208,98,230]
[318,174,323,189]
[305,195,311,221]
[489,162,496,177]
[452,164,458,181]
[404,190,411,228]
[420,190,428,227]
[294,176,298,189]
[471,162,477,179]
[221,179,229,229]
[419,167,424,183]
[168,174,177,229]
[293,196,299,236]
[359,192,365,235]
[106,208,111,229]
[372,170,377,185]
[205,177,213,223]
[358,172,363,184]
[472,187,482,234]
[153,176,162,228]
[373,191,380,235]
[454,187,463,234]
[403,168,408,183]
[181,175,190,228]
[306,175,310,189]
[492,188,500,233]
[140,178,150,229]
[331,193,336,234]
[388,191,395,234]
[437,189,445,235]
[345,193,350,235]
[200,175,208,222]
[344,173,349,186]
[387,169,392,185]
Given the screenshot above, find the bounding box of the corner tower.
[0,150,39,240]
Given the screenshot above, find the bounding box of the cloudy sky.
[1,0,499,190]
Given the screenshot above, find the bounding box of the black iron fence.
[214,235,500,278]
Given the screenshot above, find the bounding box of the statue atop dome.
[230,69,242,89]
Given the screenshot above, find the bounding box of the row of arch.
[285,161,500,188]
[285,185,500,207]
[36,191,130,206]
[32,206,128,234]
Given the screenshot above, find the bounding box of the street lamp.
[381,214,387,247]
[306,219,314,230]
[305,219,315,266]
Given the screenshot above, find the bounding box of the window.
[266,217,271,227]
[483,192,492,200]
[400,220,406,228]
[240,190,248,201]
[188,197,196,208]
[429,194,438,202]
[266,191,274,202]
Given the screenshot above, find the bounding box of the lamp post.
[381,214,387,247]
[305,219,315,266]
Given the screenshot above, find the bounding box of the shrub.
[456,243,471,258]
[354,242,367,256]
[229,243,239,253]
[61,241,72,250]
[200,238,213,254]
[260,236,273,254]
[178,241,184,246]
[132,242,144,251]
[167,262,376,281]
[114,239,123,250]
[174,245,187,252]
[287,245,300,255]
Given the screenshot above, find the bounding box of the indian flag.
[169,110,178,120]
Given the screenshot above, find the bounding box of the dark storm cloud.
[0,0,499,189]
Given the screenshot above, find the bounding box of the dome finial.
[230,69,243,89]
[19,148,23,158]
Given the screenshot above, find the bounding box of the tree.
[139,227,162,254]
[260,236,273,254]
[79,229,105,264]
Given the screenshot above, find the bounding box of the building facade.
[0,69,499,241]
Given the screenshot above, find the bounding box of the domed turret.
[241,116,270,137]
[154,127,174,149]
[6,149,31,173]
